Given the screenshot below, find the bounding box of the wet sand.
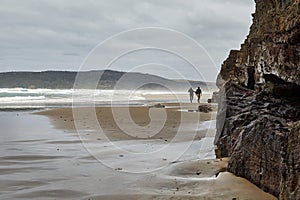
[0,103,276,199]
[36,103,217,141]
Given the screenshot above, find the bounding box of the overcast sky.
[0,0,255,81]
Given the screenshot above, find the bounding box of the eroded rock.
[216,83,299,198]
[215,0,300,199]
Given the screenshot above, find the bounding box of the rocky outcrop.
[198,105,213,113]
[217,0,300,91]
[216,82,299,197]
[215,0,300,199]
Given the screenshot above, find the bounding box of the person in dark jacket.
[195,87,202,103]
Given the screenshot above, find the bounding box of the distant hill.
[0,70,216,91]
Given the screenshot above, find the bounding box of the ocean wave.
[0,96,47,103]
[0,88,211,108]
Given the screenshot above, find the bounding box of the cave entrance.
[247,66,255,90]
[263,73,300,98]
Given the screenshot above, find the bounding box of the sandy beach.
[4,103,274,200]
[36,103,217,141]
[0,102,276,199]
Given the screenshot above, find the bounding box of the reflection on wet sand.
[0,104,276,199]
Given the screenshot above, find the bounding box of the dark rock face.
[215,0,300,199]
[216,82,300,197]
[217,0,300,90]
[281,121,300,200]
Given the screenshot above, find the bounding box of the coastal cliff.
[215,0,300,199]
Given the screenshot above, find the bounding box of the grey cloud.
[0,0,255,81]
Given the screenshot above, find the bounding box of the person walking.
[188,87,194,103]
[195,86,202,103]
